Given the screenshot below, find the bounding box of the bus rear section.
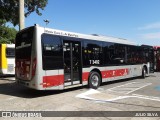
[15,26,38,89]
[0,44,15,75]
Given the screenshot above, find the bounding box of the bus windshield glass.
[15,27,34,59]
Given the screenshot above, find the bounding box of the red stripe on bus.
[42,68,129,87]
[82,72,90,81]
[101,69,129,78]
[43,75,64,88]
[83,68,129,81]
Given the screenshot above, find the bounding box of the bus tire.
[142,67,146,79]
[88,71,101,89]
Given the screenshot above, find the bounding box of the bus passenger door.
[63,41,82,87]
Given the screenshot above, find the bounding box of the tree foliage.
[0,0,48,26]
[0,25,17,44]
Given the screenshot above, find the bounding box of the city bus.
[15,24,154,90]
[0,44,15,75]
[153,46,160,71]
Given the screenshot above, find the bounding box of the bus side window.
[117,44,125,64]
[41,34,63,70]
[106,43,125,65]
[83,40,102,66]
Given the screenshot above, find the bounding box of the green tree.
[0,0,48,26]
[0,25,17,43]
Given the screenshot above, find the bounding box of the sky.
[20,0,160,46]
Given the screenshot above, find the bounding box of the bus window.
[83,40,103,66]
[103,42,114,65]
[110,44,126,65]
[16,27,33,59]
[42,34,63,70]
[6,48,15,57]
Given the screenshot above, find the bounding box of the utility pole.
[19,0,25,31]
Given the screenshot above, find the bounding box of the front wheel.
[88,72,101,89]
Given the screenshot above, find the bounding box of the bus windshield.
[16,27,34,59]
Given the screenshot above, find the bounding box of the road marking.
[76,82,160,103]
[76,89,160,102]
[7,97,17,100]
[107,82,152,94]
[132,94,160,102]
[126,83,152,94]
[76,89,100,100]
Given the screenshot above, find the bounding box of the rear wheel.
[88,72,101,89]
[142,67,146,78]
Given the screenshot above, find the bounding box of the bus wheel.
[88,72,101,89]
[142,67,146,79]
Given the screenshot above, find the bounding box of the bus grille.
[7,64,14,73]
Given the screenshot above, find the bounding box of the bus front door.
[63,41,82,87]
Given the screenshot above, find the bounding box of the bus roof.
[37,24,136,46]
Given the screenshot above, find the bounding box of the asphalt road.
[0,73,160,120]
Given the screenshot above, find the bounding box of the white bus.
[0,44,15,75]
[15,24,154,90]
